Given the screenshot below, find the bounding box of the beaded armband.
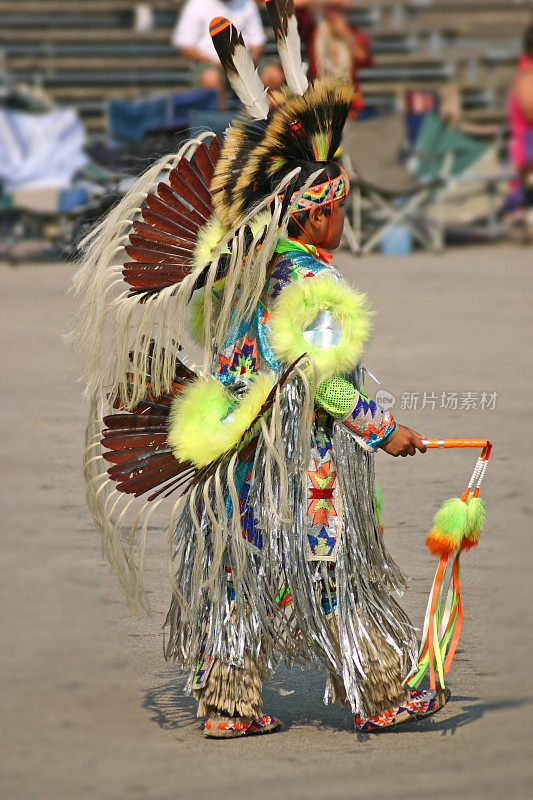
[340,394,396,451]
[314,375,396,451]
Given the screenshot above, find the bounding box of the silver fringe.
[164,381,418,716]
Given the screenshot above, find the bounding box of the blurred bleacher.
[0,0,529,136]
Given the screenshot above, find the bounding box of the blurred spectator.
[134,3,154,33]
[294,0,317,64]
[260,62,286,91]
[295,0,372,117]
[509,26,533,175]
[505,24,533,221]
[172,0,266,107]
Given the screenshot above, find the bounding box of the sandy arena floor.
[2,244,532,800]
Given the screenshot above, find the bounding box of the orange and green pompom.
[425,497,470,558]
[461,496,486,551]
[425,495,487,557]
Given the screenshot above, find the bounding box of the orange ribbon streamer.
[428,555,448,690]
[443,555,464,673]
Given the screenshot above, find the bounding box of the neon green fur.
[191,210,272,271]
[188,286,207,345]
[192,216,227,271]
[466,495,486,535]
[187,278,226,345]
[168,373,274,468]
[431,497,470,549]
[268,274,371,381]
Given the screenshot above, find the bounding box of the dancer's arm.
[315,376,426,456]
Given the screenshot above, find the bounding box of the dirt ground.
[2,244,532,800]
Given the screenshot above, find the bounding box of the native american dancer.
[73,1,457,736]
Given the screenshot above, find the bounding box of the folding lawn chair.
[409,113,511,241]
[187,108,237,138]
[340,114,448,255]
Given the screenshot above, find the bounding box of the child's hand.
[379,424,427,457]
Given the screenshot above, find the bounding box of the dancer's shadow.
[143,676,199,731]
[261,664,354,731]
[143,667,531,736]
[143,665,352,732]
[354,695,531,741]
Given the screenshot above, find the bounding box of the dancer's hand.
[380,425,427,457]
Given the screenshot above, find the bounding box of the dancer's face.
[322,198,346,250]
[305,198,346,251]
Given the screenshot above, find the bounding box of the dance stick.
[421,439,490,449]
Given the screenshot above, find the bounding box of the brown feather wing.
[101,357,198,499]
[122,140,221,294]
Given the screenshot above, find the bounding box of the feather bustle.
[124,245,190,265]
[174,159,213,208]
[157,183,209,226]
[121,272,190,291]
[139,209,198,242]
[145,194,200,236]
[131,222,196,253]
[103,412,168,430]
[128,233,194,256]
[193,139,221,184]
[168,169,212,217]
[103,446,171,465]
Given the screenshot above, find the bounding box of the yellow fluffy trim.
[187,278,226,346]
[188,286,207,345]
[192,216,227,271]
[168,373,274,468]
[191,209,272,271]
[188,210,272,345]
[268,274,371,381]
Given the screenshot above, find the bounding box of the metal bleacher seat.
[187,109,237,139]
[0,0,524,135]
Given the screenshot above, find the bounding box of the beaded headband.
[286,171,350,213]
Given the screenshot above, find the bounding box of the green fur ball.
[167,374,274,468]
[432,497,470,549]
[466,496,486,535]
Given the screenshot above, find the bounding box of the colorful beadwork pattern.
[203,714,281,737]
[217,334,260,381]
[269,256,320,299]
[341,394,396,450]
[354,689,445,731]
[214,254,325,380]
[287,174,349,213]
[307,459,337,528]
[192,631,214,691]
[305,439,341,561]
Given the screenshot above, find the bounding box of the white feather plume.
[267,0,309,96]
[229,42,270,120]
